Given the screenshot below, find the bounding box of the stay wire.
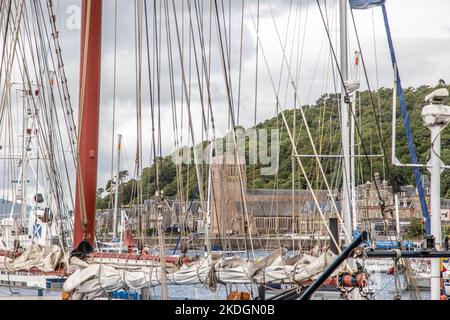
[349,8,391,179]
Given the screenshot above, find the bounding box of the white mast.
[20,90,29,223]
[205,145,213,255]
[421,88,450,300]
[340,0,352,244]
[350,52,360,233]
[429,123,442,301]
[394,194,400,240]
[10,88,32,221]
[113,134,122,240]
[119,210,124,247]
[350,89,357,233]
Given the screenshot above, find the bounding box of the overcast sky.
[52,0,450,189]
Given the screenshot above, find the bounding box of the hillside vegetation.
[97,85,450,209]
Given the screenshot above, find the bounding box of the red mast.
[74,0,103,247]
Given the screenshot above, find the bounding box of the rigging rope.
[264,0,352,243]
[245,1,344,253]
[315,0,387,222]
[108,0,118,214]
[213,0,255,258]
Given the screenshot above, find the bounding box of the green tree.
[406,218,425,239]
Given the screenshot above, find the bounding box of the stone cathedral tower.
[210,155,252,237]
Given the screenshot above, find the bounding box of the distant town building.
[96,157,450,239]
[209,156,449,239]
[210,155,254,237]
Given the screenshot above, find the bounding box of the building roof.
[247,189,333,197]
[245,199,340,217]
[442,198,450,210]
[400,185,417,198]
[144,199,202,215]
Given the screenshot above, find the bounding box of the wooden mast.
[74,0,103,247]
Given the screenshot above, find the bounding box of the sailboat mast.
[205,151,212,255]
[350,89,357,232]
[73,0,103,247]
[112,134,122,240]
[340,0,352,244]
[20,90,28,223]
[351,52,360,234]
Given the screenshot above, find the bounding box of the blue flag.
[33,224,42,239]
[349,0,385,10]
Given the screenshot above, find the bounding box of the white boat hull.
[408,273,431,291]
[0,271,48,289]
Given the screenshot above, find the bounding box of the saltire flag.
[33,224,42,239]
[349,0,385,10]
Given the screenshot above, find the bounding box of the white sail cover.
[0,244,63,273]
[63,249,352,300]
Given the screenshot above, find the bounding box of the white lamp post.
[421,88,450,300]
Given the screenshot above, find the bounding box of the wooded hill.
[97,85,450,209]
